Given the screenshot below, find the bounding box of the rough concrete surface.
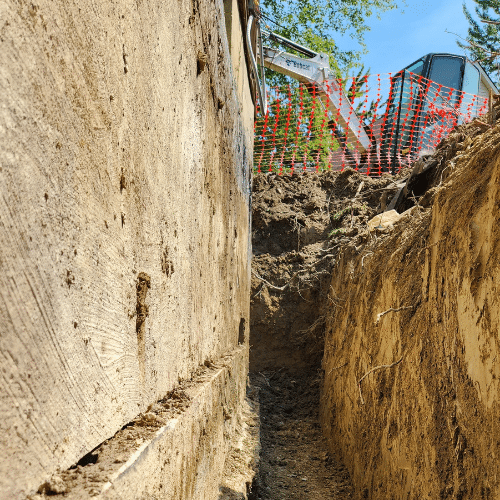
[321,125,500,498]
[218,384,260,500]
[0,0,252,497]
[28,347,248,500]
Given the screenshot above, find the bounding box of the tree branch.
[445,29,500,56]
[481,19,500,25]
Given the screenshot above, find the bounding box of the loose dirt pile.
[251,168,404,373]
[251,114,500,377]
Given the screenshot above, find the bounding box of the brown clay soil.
[319,118,500,499]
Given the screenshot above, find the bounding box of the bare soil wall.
[321,127,500,498]
[0,0,252,497]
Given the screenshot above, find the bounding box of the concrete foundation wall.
[44,346,248,500]
[98,347,248,500]
[0,0,253,497]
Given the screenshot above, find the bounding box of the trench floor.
[250,371,353,500]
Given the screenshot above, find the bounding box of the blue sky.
[352,0,479,76]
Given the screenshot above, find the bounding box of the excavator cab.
[379,53,497,171]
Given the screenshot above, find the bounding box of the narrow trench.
[248,370,353,500]
[246,169,401,499]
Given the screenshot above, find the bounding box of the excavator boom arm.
[260,46,371,153]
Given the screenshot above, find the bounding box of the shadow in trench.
[219,486,247,499]
[249,370,353,500]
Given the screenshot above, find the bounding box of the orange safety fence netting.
[253,72,488,175]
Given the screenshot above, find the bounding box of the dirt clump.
[251,168,403,373]
[391,117,498,214]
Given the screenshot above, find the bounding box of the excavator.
[247,15,499,173]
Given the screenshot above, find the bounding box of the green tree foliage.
[254,67,377,172]
[260,0,398,76]
[458,0,500,83]
[255,83,338,172]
